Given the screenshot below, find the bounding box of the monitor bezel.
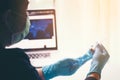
[25,9,58,51]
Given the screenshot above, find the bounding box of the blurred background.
[28,0,120,80]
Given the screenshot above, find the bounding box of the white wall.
[28,0,120,80]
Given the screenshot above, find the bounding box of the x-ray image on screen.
[26,19,54,39]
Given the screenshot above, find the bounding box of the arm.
[36,68,45,80]
[37,49,94,80]
[85,73,100,80]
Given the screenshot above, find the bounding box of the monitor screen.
[26,19,53,40]
[7,9,57,51]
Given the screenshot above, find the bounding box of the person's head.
[0,0,30,48]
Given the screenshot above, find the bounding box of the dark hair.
[0,0,29,47]
[0,0,29,14]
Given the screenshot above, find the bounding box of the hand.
[42,58,80,80]
[87,43,110,78]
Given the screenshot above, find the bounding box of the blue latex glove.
[42,50,93,80]
[87,44,110,77]
[76,50,93,66]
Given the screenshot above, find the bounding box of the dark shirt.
[0,48,42,80]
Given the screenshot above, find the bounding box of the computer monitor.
[7,9,58,51]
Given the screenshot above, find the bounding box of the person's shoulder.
[0,48,28,58]
[10,48,25,53]
[0,48,25,54]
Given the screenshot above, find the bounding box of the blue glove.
[87,44,110,77]
[76,50,93,66]
[42,50,93,80]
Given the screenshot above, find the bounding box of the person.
[0,0,110,80]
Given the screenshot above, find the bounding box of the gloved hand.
[87,44,110,78]
[42,50,93,80]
